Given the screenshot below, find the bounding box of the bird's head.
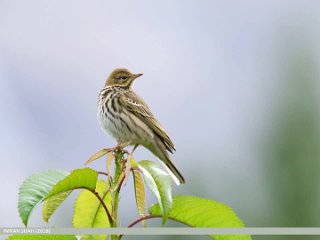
[105,68,143,88]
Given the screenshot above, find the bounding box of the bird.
[97,68,185,185]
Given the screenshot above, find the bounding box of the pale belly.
[97,100,153,145]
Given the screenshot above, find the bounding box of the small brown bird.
[97,68,185,185]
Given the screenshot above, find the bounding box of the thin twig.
[127,214,162,228]
[98,171,109,177]
[114,173,126,192]
[90,189,114,225]
[117,215,163,239]
[77,187,114,225]
[73,186,114,224]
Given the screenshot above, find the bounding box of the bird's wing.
[120,90,175,152]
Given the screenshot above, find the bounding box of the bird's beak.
[133,73,143,79]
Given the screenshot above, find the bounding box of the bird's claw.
[111,141,131,154]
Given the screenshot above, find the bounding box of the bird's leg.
[111,141,131,154]
[119,141,131,149]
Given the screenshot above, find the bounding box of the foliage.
[18,170,69,226]
[45,168,98,199]
[132,169,147,219]
[73,179,112,240]
[42,191,71,222]
[138,160,172,224]
[150,195,251,240]
[15,148,251,240]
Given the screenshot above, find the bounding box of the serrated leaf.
[149,195,252,240]
[85,148,111,165]
[73,179,112,240]
[133,170,147,225]
[18,170,69,226]
[42,190,72,222]
[45,168,98,199]
[138,160,172,224]
[6,235,76,240]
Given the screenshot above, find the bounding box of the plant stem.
[90,189,114,224]
[118,215,163,239]
[127,214,162,228]
[98,171,109,177]
[111,149,124,240]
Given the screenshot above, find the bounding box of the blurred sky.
[1,0,320,237]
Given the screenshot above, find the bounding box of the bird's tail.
[145,140,185,185]
[159,159,185,185]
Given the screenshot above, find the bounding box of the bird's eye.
[120,76,128,80]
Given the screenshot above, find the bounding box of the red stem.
[98,171,109,176]
[127,214,162,228]
[91,189,114,225]
[77,187,114,225]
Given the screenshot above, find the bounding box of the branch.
[116,215,164,240]
[73,186,114,224]
[127,214,162,228]
[85,188,114,225]
[98,171,109,176]
[114,172,125,192]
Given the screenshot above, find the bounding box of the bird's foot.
[111,141,131,154]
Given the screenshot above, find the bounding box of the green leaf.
[18,170,69,226]
[133,170,147,224]
[138,160,172,224]
[73,179,112,240]
[45,168,98,199]
[42,190,72,222]
[6,235,76,240]
[149,195,252,240]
